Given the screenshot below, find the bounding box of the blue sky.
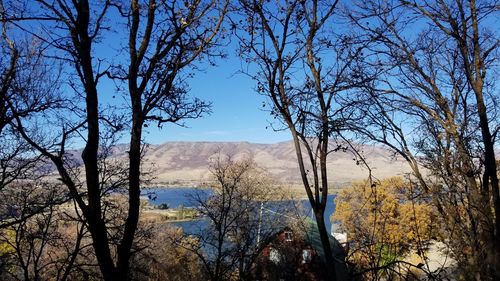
[86,13,292,145]
[96,60,292,145]
[95,47,292,145]
[144,55,292,144]
[10,4,291,146]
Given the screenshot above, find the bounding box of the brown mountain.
[138,141,411,187]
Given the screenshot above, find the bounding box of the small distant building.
[331,221,349,254]
[252,219,349,280]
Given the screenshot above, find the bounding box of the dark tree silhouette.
[345,0,499,278]
[235,1,365,279]
[186,153,291,281]
[1,0,228,280]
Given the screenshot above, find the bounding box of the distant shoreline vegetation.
[140,187,338,232]
[141,181,348,199]
[142,180,211,189]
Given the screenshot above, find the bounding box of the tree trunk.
[115,111,142,280]
[77,1,117,277]
[314,209,338,281]
[473,91,500,278]
[288,128,337,281]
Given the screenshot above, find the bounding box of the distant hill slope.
[134,141,411,186]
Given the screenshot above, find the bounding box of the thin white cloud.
[204,130,232,136]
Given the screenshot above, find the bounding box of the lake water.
[141,187,337,233]
[141,187,210,208]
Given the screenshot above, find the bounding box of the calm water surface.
[141,187,210,208]
[141,187,337,233]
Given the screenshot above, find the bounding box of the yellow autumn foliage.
[333,177,437,254]
[0,229,15,256]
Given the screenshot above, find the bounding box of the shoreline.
[140,184,344,201]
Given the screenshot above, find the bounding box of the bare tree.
[118,1,227,278]
[129,224,205,281]
[184,153,290,281]
[236,0,366,279]
[0,5,93,279]
[345,0,499,279]
[0,188,94,281]
[1,0,228,280]
[0,0,66,227]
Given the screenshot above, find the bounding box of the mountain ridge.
[135,140,411,187]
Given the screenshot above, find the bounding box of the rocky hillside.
[134,141,411,187]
